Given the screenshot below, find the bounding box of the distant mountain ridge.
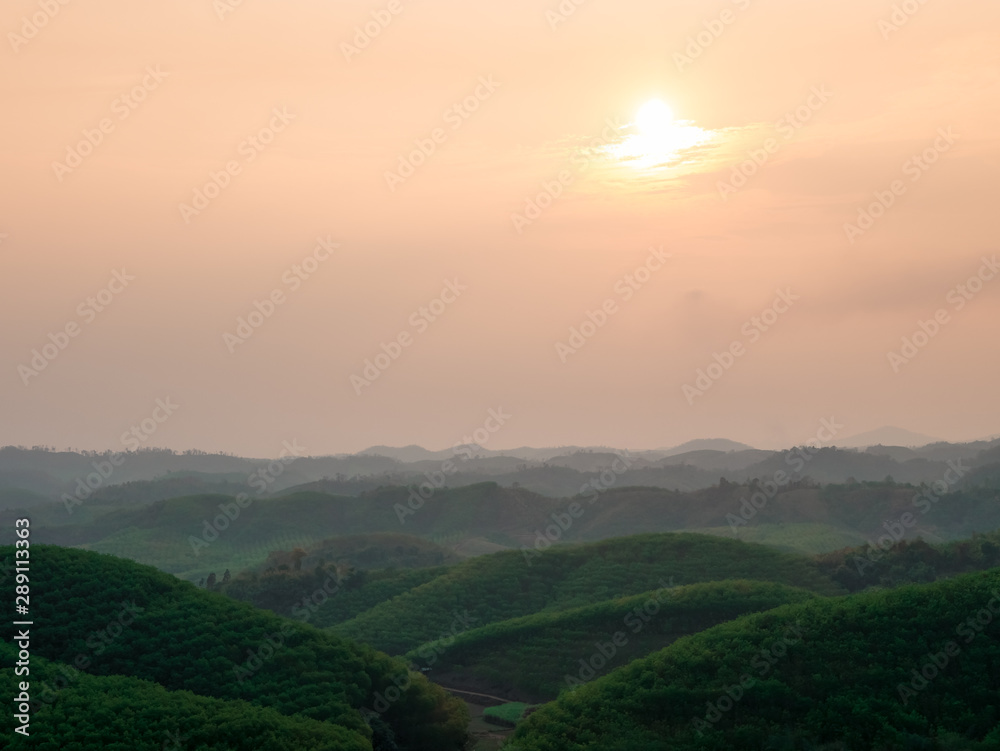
[3,434,999,513]
[835,426,944,448]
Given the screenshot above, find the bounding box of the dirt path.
[438,685,513,704]
[462,698,514,751]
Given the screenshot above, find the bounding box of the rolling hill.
[510,568,1000,750]
[0,642,371,751]
[330,533,844,655]
[2,544,467,750]
[404,579,817,701]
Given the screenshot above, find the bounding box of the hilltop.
[511,568,1000,750]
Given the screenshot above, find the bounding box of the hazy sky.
[2,0,998,456]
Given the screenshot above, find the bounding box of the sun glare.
[636,99,674,135]
[606,99,714,170]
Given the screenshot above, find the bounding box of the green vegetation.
[482,702,530,727]
[219,559,451,624]
[0,642,369,751]
[816,528,1000,592]
[210,533,457,620]
[309,567,451,628]
[332,533,843,655]
[30,486,512,579]
[406,580,817,700]
[688,521,867,555]
[510,569,1000,750]
[21,477,1000,582]
[246,533,460,572]
[2,545,467,751]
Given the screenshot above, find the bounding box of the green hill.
[331,533,844,655]
[511,568,1000,750]
[0,642,369,750]
[309,566,451,628]
[1,544,467,751]
[406,580,817,701]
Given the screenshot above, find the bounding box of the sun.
[604,98,714,170]
[636,99,674,135]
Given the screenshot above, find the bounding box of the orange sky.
[1,0,998,455]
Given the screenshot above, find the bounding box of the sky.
[1,0,998,456]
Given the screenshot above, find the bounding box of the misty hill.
[329,533,844,655]
[16,477,1000,579]
[252,533,460,572]
[207,534,459,616]
[1,544,467,750]
[5,437,999,509]
[836,425,943,448]
[510,568,1000,750]
[222,564,450,626]
[656,438,756,456]
[656,448,774,471]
